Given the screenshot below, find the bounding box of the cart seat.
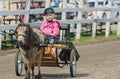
[59,23,70,41]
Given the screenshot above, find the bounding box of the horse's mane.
[15,23,33,35]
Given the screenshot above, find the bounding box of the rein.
[16,34,26,37]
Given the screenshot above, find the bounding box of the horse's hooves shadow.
[18,74,25,77]
[78,73,90,77]
[18,73,90,79]
[34,75,41,79]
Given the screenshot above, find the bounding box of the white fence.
[0,0,120,49]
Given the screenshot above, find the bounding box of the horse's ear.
[18,23,24,26]
[18,23,29,26]
[27,24,32,34]
[26,23,30,26]
[15,24,20,36]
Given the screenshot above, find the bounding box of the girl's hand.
[53,19,57,21]
[50,33,53,36]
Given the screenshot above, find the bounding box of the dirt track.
[1,40,120,79]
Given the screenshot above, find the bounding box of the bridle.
[16,34,26,38]
[15,25,31,42]
[17,34,30,42]
[15,25,34,50]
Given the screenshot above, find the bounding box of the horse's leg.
[37,55,41,78]
[37,51,43,79]
[22,56,30,79]
[31,58,35,79]
[24,64,27,75]
[24,62,30,79]
[24,63,30,79]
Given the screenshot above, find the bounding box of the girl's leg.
[50,37,57,58]
[51,47,56,58]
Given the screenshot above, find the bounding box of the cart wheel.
[70,49,77,77]
[15,49,23,76]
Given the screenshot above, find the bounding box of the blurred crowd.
[19,0,82,23]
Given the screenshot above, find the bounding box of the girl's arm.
[52,21,61,37]
[40,22,52,35]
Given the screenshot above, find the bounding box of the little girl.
[40,7,61,58]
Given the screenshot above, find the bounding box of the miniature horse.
[15,23,44,79]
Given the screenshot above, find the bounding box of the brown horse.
[15,23,44,79]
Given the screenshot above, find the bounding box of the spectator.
[19,2,36,23]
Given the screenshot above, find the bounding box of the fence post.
[45,0,51,8]
[0,1,4,50]
[24,0,30,23]
[117,12,120,36]
[75,0,83,40]
[92,0,98,38]
[60,0,67,40]
[0,31,2,50]
[61,0,67,20]
[105,1,111,37]
[70,2,76,33]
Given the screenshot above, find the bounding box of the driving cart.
[15,24,80,77]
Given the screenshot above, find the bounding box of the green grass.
[2,35,17,49]
[1,30,119,49]
[70,30,118,42]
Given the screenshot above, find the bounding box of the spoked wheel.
[15,49,23,76]
[70,49,77,77]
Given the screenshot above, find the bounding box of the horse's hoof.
[36,75,42,79]
[24,77,27,79]
[24,77,28,79]
[24,76,30,79]
[32,76,36,79]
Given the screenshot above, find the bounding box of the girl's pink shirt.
[40,20,61,37]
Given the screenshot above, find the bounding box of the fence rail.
[1,18,120,30]
[0,7,120,16]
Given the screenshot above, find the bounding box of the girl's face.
[45,13,55,21]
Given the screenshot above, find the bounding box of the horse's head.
[15,23,32,45]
